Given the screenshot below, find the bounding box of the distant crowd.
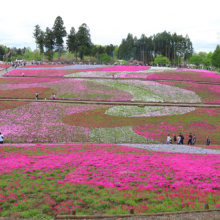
[166,133,211,146]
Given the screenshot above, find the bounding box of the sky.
[0,0,219,53]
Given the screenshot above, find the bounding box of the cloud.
[0,0,219,52]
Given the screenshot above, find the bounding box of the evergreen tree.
[212,45,220,68]
[44,27,55,61]
[37,31,45,54]
[33,25,41,49]
[33,25,42,61]
[52,16,67,61]
[66,27,78,62]
[76,23,92,61]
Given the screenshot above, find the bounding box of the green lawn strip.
[89,126,158,144]
[105,106,164,117]
[89,80,163,102]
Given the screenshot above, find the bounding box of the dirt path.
[0,98,219,108]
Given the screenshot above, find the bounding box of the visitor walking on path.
[180,133,184,145]
[0,132,4,144]
[188,133,193,145]
[52,93,56,100]
[36,92,39,100]
[22,73,24,77]
[192,134,196,145]
[206,136,210,146]
[173,134,177,144]
[177,135,182,145]
[166,134,171,144]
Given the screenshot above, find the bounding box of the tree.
[0,45,8,60]
[100,53,111,63]
[44,27,55,61]
[24,47,33,60]
[33,25,41,45]
[37,31,45,54]
[52,16,67,61]
[66,27,78,61]
[212,45,220,68]
[190,55,203,66]
[33,25,41,60]
[154,55,170,65]
[76,23,92,61]
[198,51,207,61]
[203,52,213,67]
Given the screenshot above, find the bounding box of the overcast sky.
[0,0,219,53]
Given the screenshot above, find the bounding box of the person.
[206,136,210,146]
[180,133,184,145]
[177,135,181,145]
[36,92,39,100]
[53,93,56,100]
[192,134,196,145]
[188,133,192,145]
[0,132,4,144]
[22,73,24,77]
[173,134,177,144]
[7,72,9,77]
[112,74,115,79]
[166,134,170,144]
[169,137,172,144]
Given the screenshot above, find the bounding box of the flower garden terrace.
[0,101,220,145]
[3,66,220,84]
[0,77,220,104]
[0,65,220,218]
[1,143,220,218]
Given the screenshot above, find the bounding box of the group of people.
[0,132,4,144]
[166,133,211,146]
[35,92,56,100]
[112,74,117,79]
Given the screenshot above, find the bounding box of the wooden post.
[70,209,76,215]
[129,208,134,214]
[204,203,209,210]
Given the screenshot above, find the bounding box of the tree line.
[117,31,193,65]
[33,16,116,62]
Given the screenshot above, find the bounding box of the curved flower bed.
[147,69,220,83]
[0,102,107,143]
[63,107,220,144]
[3,69,74,77]
[89,126,156,144]
[0,79,133,101]
[159,81,220,104]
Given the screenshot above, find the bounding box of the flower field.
[1,144,220,218]
[1,64,220,218]
[63,107,220,144]
[0,78,201,102]
[159,81,220,104]
[0,78,133,101]
[4,65,150,77]
[147,69,220,83]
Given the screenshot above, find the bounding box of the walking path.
[1,67,220,85]
[2,143,219,154]
[120,144,220,154]
[0,66,16,77]
[0,98,220,108]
